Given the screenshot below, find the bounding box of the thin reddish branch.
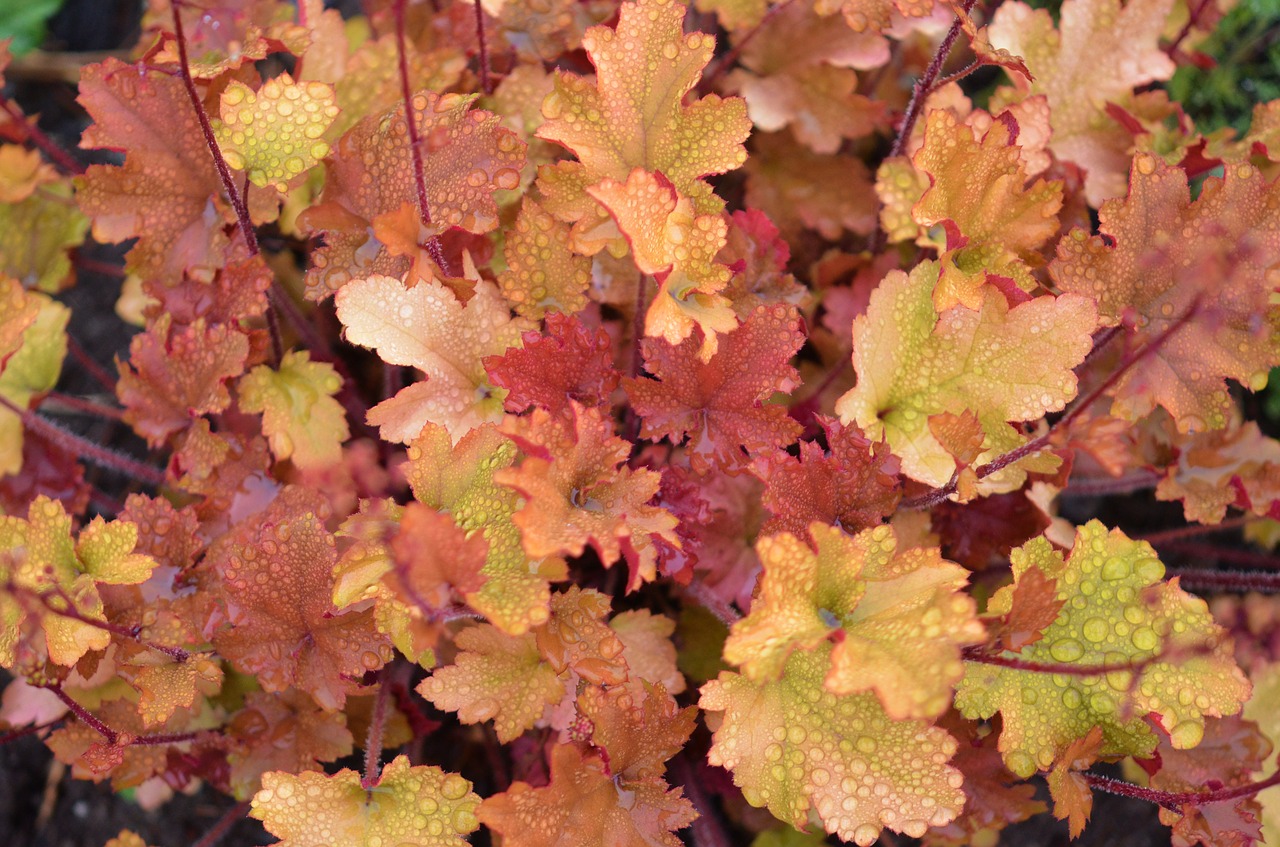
[6,579,193,662]
[472,0,492,95]
[1139,515,1257,546]
[66,335,119,394]
[46,684,120,744]
[40,391,125,422]
[962,645,1158,677]
[169,3,285,368]
[1060,470,1161,498]
[0,394,166,487]
[702,0,797,93]
[1169,567,1280,593]
[1084,769,1280,812]
[887,0,979,159]
[0,719,62,747]
[0,98,85,175]
[393,0,449,274]
[363,666,391,788]
[169,5,259,258]
[1158,541,1280,571]
[191,800,252,847]
[1164,0,1214,58]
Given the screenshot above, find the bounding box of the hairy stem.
[393,0,449,275]
[887,0,978,159]
[472,0,492,95]
[0,97,85,175]
[0,394,165,487]
[363,667,391,788]
[1084,769,1280,812]
[191,800,252,847]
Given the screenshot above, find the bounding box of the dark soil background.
[0,0,1275,845]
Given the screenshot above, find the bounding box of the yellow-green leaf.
[239,350,349,470]
[955,521,1251,778]
[250,755,480,847]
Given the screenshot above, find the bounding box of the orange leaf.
[1052,154,1280,433]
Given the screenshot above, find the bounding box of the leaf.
[610,609,686,694]
[75,59,226,283]
[497,199,590,319]
[725,523,984,719]
[912,109,1063,311]
[536,0,750,241]
[700,647,966,845]
[986,0,1176,205]
[1046,726,1104,838]
[238,350,349,470]
[955,521,1251,778]
[300,92,525,300]
[387,501,488,614]
[725,2,887,154]
[535,586,629,686]
[589,168,738,357]
[404,422,563,634]
[335,276,530,443]
[1156,421,1280,524]
[495,403,678,588]
[578,680,695,779]
[116,316,249,448]
[477,743,696,847]
[0,177,88,293]
[992,563,1065,653]
[0,496,156,666]
[250,755,480,847]
[209,500,391,710]
[0,290,67,476]
[1151,715,1271,847]
[213,74,339,191]
[227,689,354,800]
[834,261,1097,487]
[417,623,563,742]
[625,305,803,474]
[818,0,939,33]
[483,312,621,416]
[926,713,1047,844]
[757,416,901,544]
[746,131,878,240]
[1051,154,1280,434]
[719,209,808,318]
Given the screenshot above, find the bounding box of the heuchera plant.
[4,0,1280,844]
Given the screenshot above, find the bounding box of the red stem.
[66,335,119,394]
[169,5,259,258]
[1139,515,1257,545]
[887,0,979,159]
[192,800,252,847]
[40,391,125,422]
[1164,0,1214,58]
[1060,471,1161,498]
[393,0,449,275]
[1084,770,1280,812]
[702,0,797,93]
[1167,568,1280,593]
[1159,542,1280,570]
[0,98,85,175]
[8,580,192,661]
[47,684,119,744]
[0,719,62,747]
[472,0,492,95]
[0,394,166,487]
[962,645,1158,677]
[363,667,391,788]
[169,3,284,367]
